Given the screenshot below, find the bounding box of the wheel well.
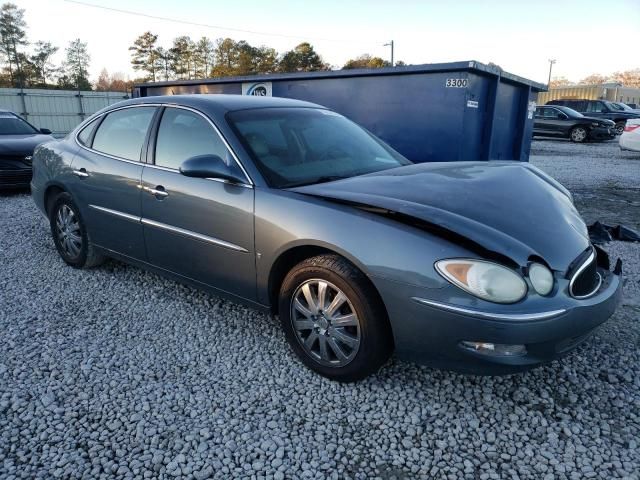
[44,185,65,216]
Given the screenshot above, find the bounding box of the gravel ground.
[1,140,639,479]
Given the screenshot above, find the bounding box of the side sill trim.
[89,204,140,222]
[410,297,566,321]
[88,204,248,253]
[141,218,249,253]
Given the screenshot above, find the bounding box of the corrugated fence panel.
[0,88,130,136]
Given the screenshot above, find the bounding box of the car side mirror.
[179,154,246,184]
[40,128,52,135]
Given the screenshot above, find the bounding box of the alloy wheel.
[55,204,82,258]
[290,279,361,367]
[571,127,587,142]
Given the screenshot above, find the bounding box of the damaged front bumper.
[373,257,622,375]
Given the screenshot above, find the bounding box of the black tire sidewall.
[49,193,90,268]
[279,257,392,382]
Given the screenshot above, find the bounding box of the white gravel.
[1,140,639,479]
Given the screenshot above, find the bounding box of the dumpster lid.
[134,60,546,92]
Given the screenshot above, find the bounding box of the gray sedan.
[30,95,622,381]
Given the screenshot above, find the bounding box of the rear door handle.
[72,168,89,178]
[143,185,169,199]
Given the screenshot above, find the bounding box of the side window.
[534,107,544,118]
[77,118,99,146]
[586,101,606,113]
[154,108,232,170]
[92,107,156,161]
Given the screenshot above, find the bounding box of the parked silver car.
[31,95,622,381]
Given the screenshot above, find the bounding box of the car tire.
[49,192,105,269]
[614,122,625,136]
[570,126,588,143]
[278,254,393,382]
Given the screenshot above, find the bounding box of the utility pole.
[384,40,394,67]
[547,59,556,87]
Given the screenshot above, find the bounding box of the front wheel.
[570,126,588,143]
[279,254,393,382]
[49,192,105,269]
[614,122,625,136]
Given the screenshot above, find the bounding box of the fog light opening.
[460,341,527,357]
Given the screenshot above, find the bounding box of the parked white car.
[619,118,640,152]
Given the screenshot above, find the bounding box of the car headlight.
[435,259,527,304]
[528,263,554,296]
[591,122,600,127]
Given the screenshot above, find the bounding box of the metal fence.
[0,88,130,137]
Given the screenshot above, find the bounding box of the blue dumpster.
[133,61,545,163]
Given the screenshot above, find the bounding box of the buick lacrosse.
[31,95,622,381]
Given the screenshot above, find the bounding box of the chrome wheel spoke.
[331,313,357,327]
[305,331,318,349]
[294,298,312,318]
[327,337,348,361]
[294,318,315,330]
[316,281,327,311]
[301,284,318,314]
[325,292,346,317]
[330,327,359,348]
[318,335,330,361]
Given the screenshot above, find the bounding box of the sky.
[14,0,640,84]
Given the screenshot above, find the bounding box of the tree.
[169,36,194,79]
[211,37,239,77]
[612,69,640,88]
[94,68,110,91]
[342,54,390,70]
[549,76,573,87]
[0,2,27,86]
[30,40,58,85]
[278,42,329,73]
[193,36,214,78]
[64,38,91,90]
[129,31,160,82]
[94,68,131,92]
[156,46,171,81]
[580,73,609,85]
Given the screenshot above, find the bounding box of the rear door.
[70,106,158,259]
[140,106,256,300]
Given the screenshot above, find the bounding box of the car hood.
[289,162,590,271]
[0,134,53,155]
[580,116,615,125]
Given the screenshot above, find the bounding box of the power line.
[62,0,363,44]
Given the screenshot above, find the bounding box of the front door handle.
[72,168,89,178]
[143,185,169,199]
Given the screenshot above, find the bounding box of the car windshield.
[555,106,583,117]
[611,102,633,111]
[0,113,39,135]
[227,107,412,188]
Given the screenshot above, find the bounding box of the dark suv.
[547,99,640,135]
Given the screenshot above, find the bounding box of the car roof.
[108,94,325,116]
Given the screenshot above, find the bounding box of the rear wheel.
[49,192,105,269]
[570,126,588,143]
[614,122,625,136]
[278,254,393,382]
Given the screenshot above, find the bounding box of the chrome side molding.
[411,297,566,321]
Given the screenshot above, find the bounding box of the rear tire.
[570,126,588,143]
[279,254,393,382]
[49,192,105,269]
[614,122,625,136]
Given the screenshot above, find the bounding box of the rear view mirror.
[179,154,246,184]
[40,128,52,134]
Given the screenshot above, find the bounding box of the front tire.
[570,126,588,143]
[49,192,105,269]
[614,122,625,136]
[279,254,393,382]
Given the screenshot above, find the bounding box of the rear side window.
[586,101,607,113]
[154,108,232,170]
[92,107,156,161]
[77,118,99,146]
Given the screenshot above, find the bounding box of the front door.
[70,106,157,259]
[140,106,256,300]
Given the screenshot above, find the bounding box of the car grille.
[568,248,601,299]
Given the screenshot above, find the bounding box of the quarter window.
[92,107,156,161]
[154,108,232,170]
[77,118,99,146]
